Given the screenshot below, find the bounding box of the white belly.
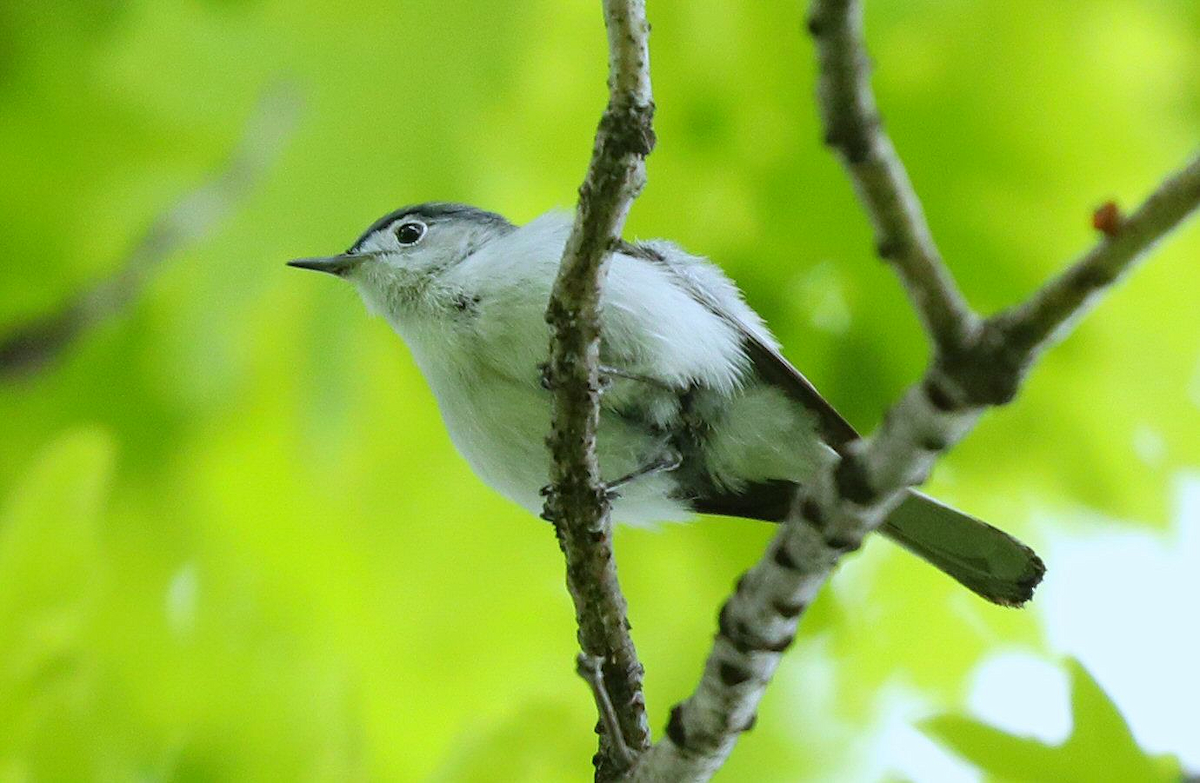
[433,372,554,514]
[391,310,816,529]
[426,367,690,526]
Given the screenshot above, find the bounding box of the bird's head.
[288,202,514,315]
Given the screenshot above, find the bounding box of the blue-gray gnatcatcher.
[289,203,1044,605]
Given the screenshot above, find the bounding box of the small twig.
[626,0,1200,777]
[993,154,1200,359]
[577,653,636,772]
[809,0,979,353]
[0,83,301,382]
[542,0,655,778]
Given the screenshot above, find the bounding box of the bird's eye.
[394,221,426,246]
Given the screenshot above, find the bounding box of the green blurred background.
[2,0,1198,780]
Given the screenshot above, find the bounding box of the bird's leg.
[537,361,681,525]
[537,361,674,393]
[538,449,682,523]
[597,365,676,393]
[602,449,682,499]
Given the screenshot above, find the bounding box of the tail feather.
[693,481,1045,606]
[882,491,1045,607]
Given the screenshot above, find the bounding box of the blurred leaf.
[0,0,1197,779]
[0,426,113,627]
[430,702,591,783]
[922,659,1182,782]
[0,427,113,774]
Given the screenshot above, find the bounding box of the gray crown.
[349,202,514,253]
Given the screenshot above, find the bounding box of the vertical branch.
[542,1,655,778]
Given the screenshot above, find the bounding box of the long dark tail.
[882,492,1044,606]
[694,482,1045,606]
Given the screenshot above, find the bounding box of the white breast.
[373,211,820,527]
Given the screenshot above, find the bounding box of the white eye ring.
[394,220,427,246]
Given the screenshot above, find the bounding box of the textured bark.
[625,0,1200,779]
[542,1,655,779]
[810,0,978,352]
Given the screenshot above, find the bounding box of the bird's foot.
[601,450,683,497]
[598,365,675,392]
[537,361,675,394]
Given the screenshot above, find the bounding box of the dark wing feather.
[736,331,859,450]
[624,239,858,518]
[615,239,859,449]
[631,243,1044,604]
[692,329,860,521]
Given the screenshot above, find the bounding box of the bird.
[289,202,1044,606]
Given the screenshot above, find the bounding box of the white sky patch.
[1034,473,1200,769]
[865,473,1200,780]
[774,638,867,781]
[965,651,1072,744]
[873,686,981,783]
[880,722,981,783]
[777,649,982,783]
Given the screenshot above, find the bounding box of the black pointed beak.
[286,253,366,277]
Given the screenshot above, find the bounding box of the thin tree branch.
[0,83,300,382]
[809,0,979,352]
[542,1,655,778]
[626,1,1200,778]
[993,155,1200,357]
[578,653,637,771]
[933,152,1200,410]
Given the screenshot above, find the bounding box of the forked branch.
[626,0,1200,779]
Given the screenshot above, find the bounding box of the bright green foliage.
[922,660,1182,783]
[0,429,113,780]
[1,0,1198,780]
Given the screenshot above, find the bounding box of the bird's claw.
[600,483,623,502]
[538,362,674,394]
